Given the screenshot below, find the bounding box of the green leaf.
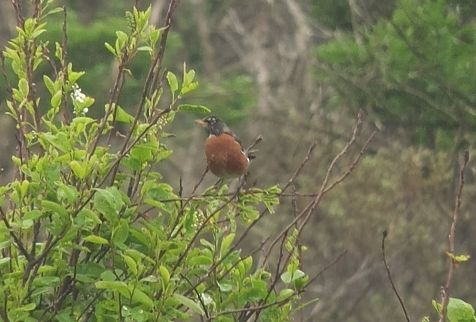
[68,71,85,84]
[41,200,68,217]
[130,143,154,163]
[18,79,29,98]
[19,219,33,229]
[106,104,134,124]
[184,69,196,86]
[40,132,71,152]
[0,241,11,251]
[95,280,129,293]
[447,298,476,322]
[137,46,153,52]
[38,265,56,274]
[100,270,116,282]
[84,235,109,245]
[20,180,29,197]
[180,82,198,95]
[104,42,117,56]
[280,270,305,284]
[122,255,138,276]
[93,187,124,223]
[177,104,211,114]
[181,68,198,95]
[130,287,155,308]
[70,160,86,179]
[112,220,129,245]
[277,288,295,301]
[78,208,102,227]
[24,209,44,221]
[243,279,268,301]
[217,281,233,293]
[141,275,160,283]
[0,257,10,267]
[17,303,36,312]
[167,71,179,97]
[34,276,60,287]
[447,252,471,264]
[44,7,64,17]
[156,149,173,162]
[115,30,128,54]
[143,182,175,203]
[172,294,205,316]
[188,255,213,266]
[159,265,170,285]
[51,90,62,108]
[220,233,235,257]
[56,183,78,204]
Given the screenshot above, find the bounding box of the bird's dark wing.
[224,130,243,148]
[223,125,255,159]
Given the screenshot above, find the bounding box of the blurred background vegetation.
[0,0,475,320]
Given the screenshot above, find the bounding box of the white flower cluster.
[200,293,214,306]
[71,84,86,103]
[70,84,89,114]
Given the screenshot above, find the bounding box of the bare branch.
[438,151,469,322]
[381,231,411,322]
[0,208,31,260]
[307,250,348,287]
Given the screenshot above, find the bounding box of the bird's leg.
[213,178,223,189]
[234,174,247,199]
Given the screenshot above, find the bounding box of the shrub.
[0,1,315,321]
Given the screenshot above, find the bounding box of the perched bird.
[195,116,250,179]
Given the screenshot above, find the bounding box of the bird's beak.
[195,119,207,127]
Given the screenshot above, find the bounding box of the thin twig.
[264,112,370,265]
[166,166,208,240]
[170,188,241,275]
[211,294,295,319]
[119,0,178,155]
[0,208,31,260]
[381,231,410,322]
[438,151,469,322]
[180,274,210,320]
[60,6,71,124]
[306,250,347,287]
[0,299,8,322]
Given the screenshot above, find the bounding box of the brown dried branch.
[382,231,410,322]
[60,6,71,123]
[180,273,210,320]
[306,250,348,287]
[264,111,372,265]
[0,207,31,260]
[11,0,24,27]
[243,112,376,322]
[438,151,469,322]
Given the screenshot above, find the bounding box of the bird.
[195,116,250,179]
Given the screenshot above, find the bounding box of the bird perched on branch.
[195,116,252,179]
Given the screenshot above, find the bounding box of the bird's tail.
[247,149,257,161]
[245,135,262,161]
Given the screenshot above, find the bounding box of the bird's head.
[195,116,226,136]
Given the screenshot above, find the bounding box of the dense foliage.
[0,2,309,320]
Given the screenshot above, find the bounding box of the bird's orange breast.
[204,133,249,178]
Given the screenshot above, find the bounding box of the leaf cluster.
[0,1,308,321]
